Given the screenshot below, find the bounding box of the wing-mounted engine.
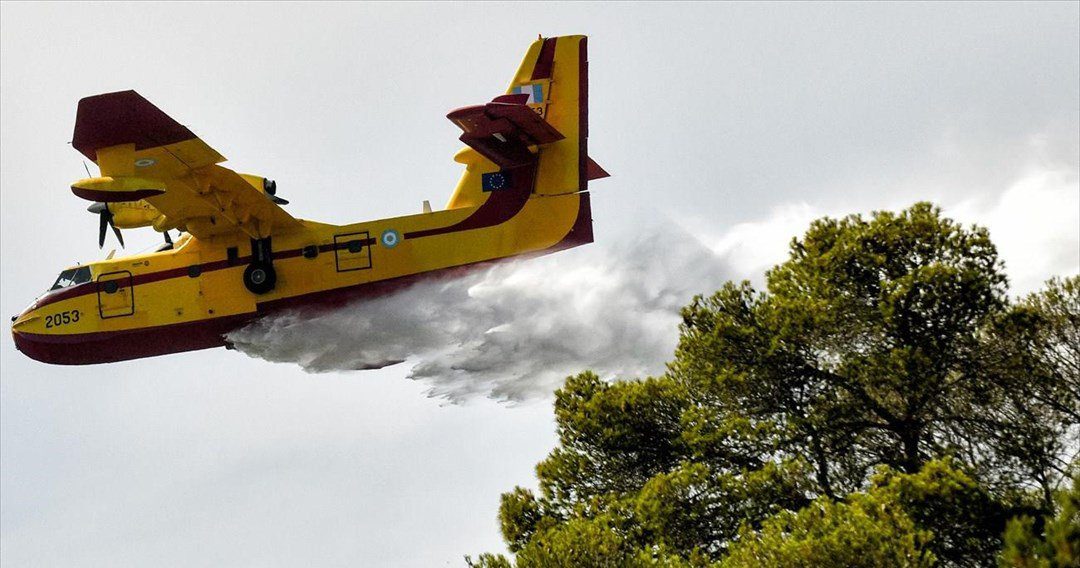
[86,200,166,248]
[67,90,301,242]
[446,93,565,169]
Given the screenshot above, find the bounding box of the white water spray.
[227,225,731,402]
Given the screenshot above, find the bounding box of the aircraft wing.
[70,90,302,239]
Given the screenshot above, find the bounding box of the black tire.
[243,262,276,294]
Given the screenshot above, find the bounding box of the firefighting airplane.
[11,35,608,365]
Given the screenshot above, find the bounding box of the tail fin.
[446,35,607,209]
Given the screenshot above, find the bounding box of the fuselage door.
[96,270,135,318]
[333,231,373,272]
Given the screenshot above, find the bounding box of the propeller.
[88,202,124,248]
[264,178,289,205]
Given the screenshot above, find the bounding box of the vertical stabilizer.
[446,35,602,209]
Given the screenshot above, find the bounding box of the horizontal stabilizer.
[447,96,565,169]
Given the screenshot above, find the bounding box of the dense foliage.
[1000,476,1080,567]
[469,204,1079,567]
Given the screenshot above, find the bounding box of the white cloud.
[707,202,822,283]
[695,166,1079,296]
[950,167,1080,295]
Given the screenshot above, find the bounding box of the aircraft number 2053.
[44,310,80,328]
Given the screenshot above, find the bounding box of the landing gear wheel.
[243,262,276,294]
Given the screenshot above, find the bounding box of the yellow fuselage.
[11,189,592,364]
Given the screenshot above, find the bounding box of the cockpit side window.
[72,267,91,285]
[50,269,77,290]
[49,267,92,291]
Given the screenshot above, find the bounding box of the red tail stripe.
[404,164,536,240]
[531,38,558,81]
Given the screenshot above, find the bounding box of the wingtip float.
[12,35,608,365]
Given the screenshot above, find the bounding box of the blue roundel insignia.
[380,229,401,249]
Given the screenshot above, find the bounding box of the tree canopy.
[470,203,1079,567]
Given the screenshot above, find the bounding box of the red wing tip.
[78,89,141,104]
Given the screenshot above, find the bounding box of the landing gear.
[243,262,276,294]
[244,237,277,295]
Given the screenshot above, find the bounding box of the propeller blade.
[109,215,124,248]
[263,179,288,205]
[98,210,108,248]
[93,202,122,249]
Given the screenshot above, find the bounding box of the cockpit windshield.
[49,266,92,291]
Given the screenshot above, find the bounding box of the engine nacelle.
[109,200,162,228]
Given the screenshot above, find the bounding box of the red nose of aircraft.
[11,306,55,364]
[11,302,99,365]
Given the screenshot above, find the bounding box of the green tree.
[673,203,1018,489]
[978,277,1080,508]
[476,204,1079,567]
[720,462,962,568]
[999,475,1080,568]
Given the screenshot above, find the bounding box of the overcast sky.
[2,2,1078,566]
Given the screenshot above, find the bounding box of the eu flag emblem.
[482,171,511,192]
